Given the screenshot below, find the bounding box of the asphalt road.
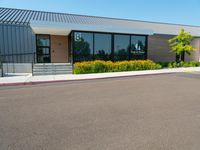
[1,72,200,150]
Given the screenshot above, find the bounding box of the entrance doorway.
[36,35,51,63]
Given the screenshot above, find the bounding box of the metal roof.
[1,7,200,36]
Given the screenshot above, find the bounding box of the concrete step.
[33,65,72,67]
[33,63,73,66]
[33,72,72,76]
[33,63,73,76]
[33,66,73,69]
[33,67,73,70]
[33,65,73,68]
[33,70,72,75]
[33,66,72,69]
[33,68,73,71]
[33,66,72,68]
[34,63,71,65]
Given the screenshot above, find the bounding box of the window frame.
[114,34,131,61]
[72,31,148,63]
[73,32,94,62]
[130,35,148,60]
[36,34,51,63]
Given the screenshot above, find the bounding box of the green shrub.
[158,61,200,68]
[73,60,161,74]
[158,62,169,68]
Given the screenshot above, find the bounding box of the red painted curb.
[0,72,175,87]
[0,80,68,87]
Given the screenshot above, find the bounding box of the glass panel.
[114,35,130,61]
[130,36,146,60]
[37,55,50,63]
[94,33,112,60]
[37,35,50,46]
[37,47,50,55]
[74,32,93,62]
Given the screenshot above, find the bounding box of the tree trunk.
[181,52,185,62]
[176,54,181,63]
[176,52,185,63]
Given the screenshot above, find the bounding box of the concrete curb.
[0,72,176,87]
[0,67,200,87]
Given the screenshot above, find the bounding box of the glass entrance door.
[36,35,51,63]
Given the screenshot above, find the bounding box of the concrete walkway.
[1,67,200,86]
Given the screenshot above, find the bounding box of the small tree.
[168,29,196,62]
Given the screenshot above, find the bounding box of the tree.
[168,29,196,62]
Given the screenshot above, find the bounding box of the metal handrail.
[0,52,36,64]
[0,53,36,76]
[0,52,35,56]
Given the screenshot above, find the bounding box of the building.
[0,7,200,74]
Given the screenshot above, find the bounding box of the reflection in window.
[36,35,50,46]
[114,35,130,61]
[94,34,112,60]
[131,36,147,60]
[74,32,93,62]
[72,31,147,62]
[37,48,50,55]
[37,55,50,63]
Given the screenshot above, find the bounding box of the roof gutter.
[30,21,154,35]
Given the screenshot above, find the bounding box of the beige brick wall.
[51,35,69,63]
[185,38,200,62]
[148,35,200,62]
[148,35,175,62]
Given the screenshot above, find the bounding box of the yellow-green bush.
[73,60,161,74]
[158,61,200,68]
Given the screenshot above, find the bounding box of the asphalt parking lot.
[1,72,200,150]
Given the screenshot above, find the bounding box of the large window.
[130,36,147,60]
[72,31,147,63]
[94,33,112,60]
[36,35,51,63]
[114,35,130,61]
[73,32,93,62]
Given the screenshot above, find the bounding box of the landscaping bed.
[73,60,161,74]
[158,61,200,68]
[73,60,200,74]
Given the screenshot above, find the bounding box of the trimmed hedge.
[73,60,162,74]
[158,61,200,68]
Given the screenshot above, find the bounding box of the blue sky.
[1,0,200,26]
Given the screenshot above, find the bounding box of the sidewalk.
[1,67,200,86]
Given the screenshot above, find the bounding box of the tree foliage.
[168,29,196,61]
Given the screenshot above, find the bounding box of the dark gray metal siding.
[1,7,200,29]
[0,23,36,63]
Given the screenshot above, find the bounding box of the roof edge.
[1,7,200,28]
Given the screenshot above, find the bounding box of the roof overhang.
[30,21,154,36]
